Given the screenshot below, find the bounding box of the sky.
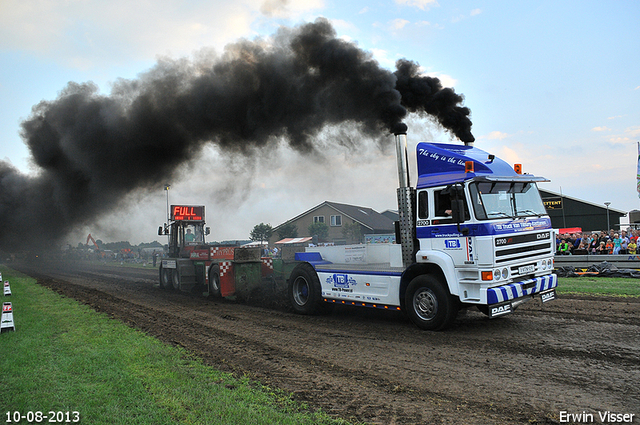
[1,0,639,245]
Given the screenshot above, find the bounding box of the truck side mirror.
[206,227,211,236]
[158,226,163,236]
[448,185,470,236]
[450,199,465,223]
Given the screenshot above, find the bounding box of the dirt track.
[12,260,640,424]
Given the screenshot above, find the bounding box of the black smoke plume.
[0,18,473,250]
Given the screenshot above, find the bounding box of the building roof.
[274,201,395,233]
[539,189,626,215]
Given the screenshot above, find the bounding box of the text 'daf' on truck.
[158,128,558,330]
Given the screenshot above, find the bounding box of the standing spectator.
[598,231,608,247]
[572,232,583,250]
[612,233,621,255]
[619,230,630,254]
[606,238,614,254]
[598,241,608,255]
[628,238,637,255]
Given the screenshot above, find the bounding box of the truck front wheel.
[288,263,323,315]
[405,275,458,331]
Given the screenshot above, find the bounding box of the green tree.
[250,223,273,244]
[308,222,329,242]
[277,222,298,239]
[342,222,363,243]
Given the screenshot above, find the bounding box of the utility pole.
[604,202,611,231]
[164,184,171,243]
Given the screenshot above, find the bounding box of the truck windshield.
[468,181,547,220]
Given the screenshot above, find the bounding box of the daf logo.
[537,232,550,240]
[491,304,512,317]
[541,291,556,303]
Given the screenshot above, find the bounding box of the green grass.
[557,276,640,297]
[0,266,346,425]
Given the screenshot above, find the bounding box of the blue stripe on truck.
[486,274,557,304]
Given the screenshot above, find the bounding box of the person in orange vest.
[605,239,614,254]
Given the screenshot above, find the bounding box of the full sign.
[170,205,205,221]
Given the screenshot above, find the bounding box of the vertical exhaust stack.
[394,124,416,268]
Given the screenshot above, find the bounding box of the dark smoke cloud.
[0,18,473,250]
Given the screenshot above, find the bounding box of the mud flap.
[488,302,513,318]
[540,289,557,303]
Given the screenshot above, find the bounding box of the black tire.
[171,268,180,291]
[208,267,221,298]
[288,263,324,315]
[159,266,173,290]
[405,275,458,331]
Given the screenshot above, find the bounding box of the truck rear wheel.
[405,275,458,331]
[288,263,323,315]
[160,266,173,290]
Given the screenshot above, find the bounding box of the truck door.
[429,188,473,265]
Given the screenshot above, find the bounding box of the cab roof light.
[465,161,474,173]
[514,164,522,174]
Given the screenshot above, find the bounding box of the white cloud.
[592,126,611,132]
[426,71,457,88]
[394,0,439,11]
[597,126,640,145]
[329,18,358,33]
[0,0,324,69]
[391,18,411,30]
[370,48,396,70]
[483,131,511,140]
[625,126,640,139]
[452,8,482,23]
[259,0,324,18]
[498,146,521,164]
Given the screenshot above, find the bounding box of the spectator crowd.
[556,229,638,255]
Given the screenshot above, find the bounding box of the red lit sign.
[171,205,205,221]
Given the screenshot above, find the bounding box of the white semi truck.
[287,129,557,330]
[159,128,558,331]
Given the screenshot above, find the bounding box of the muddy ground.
[11,260,640,424]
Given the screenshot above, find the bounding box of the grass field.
[557,276,640,297]
[0,267,346,425]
